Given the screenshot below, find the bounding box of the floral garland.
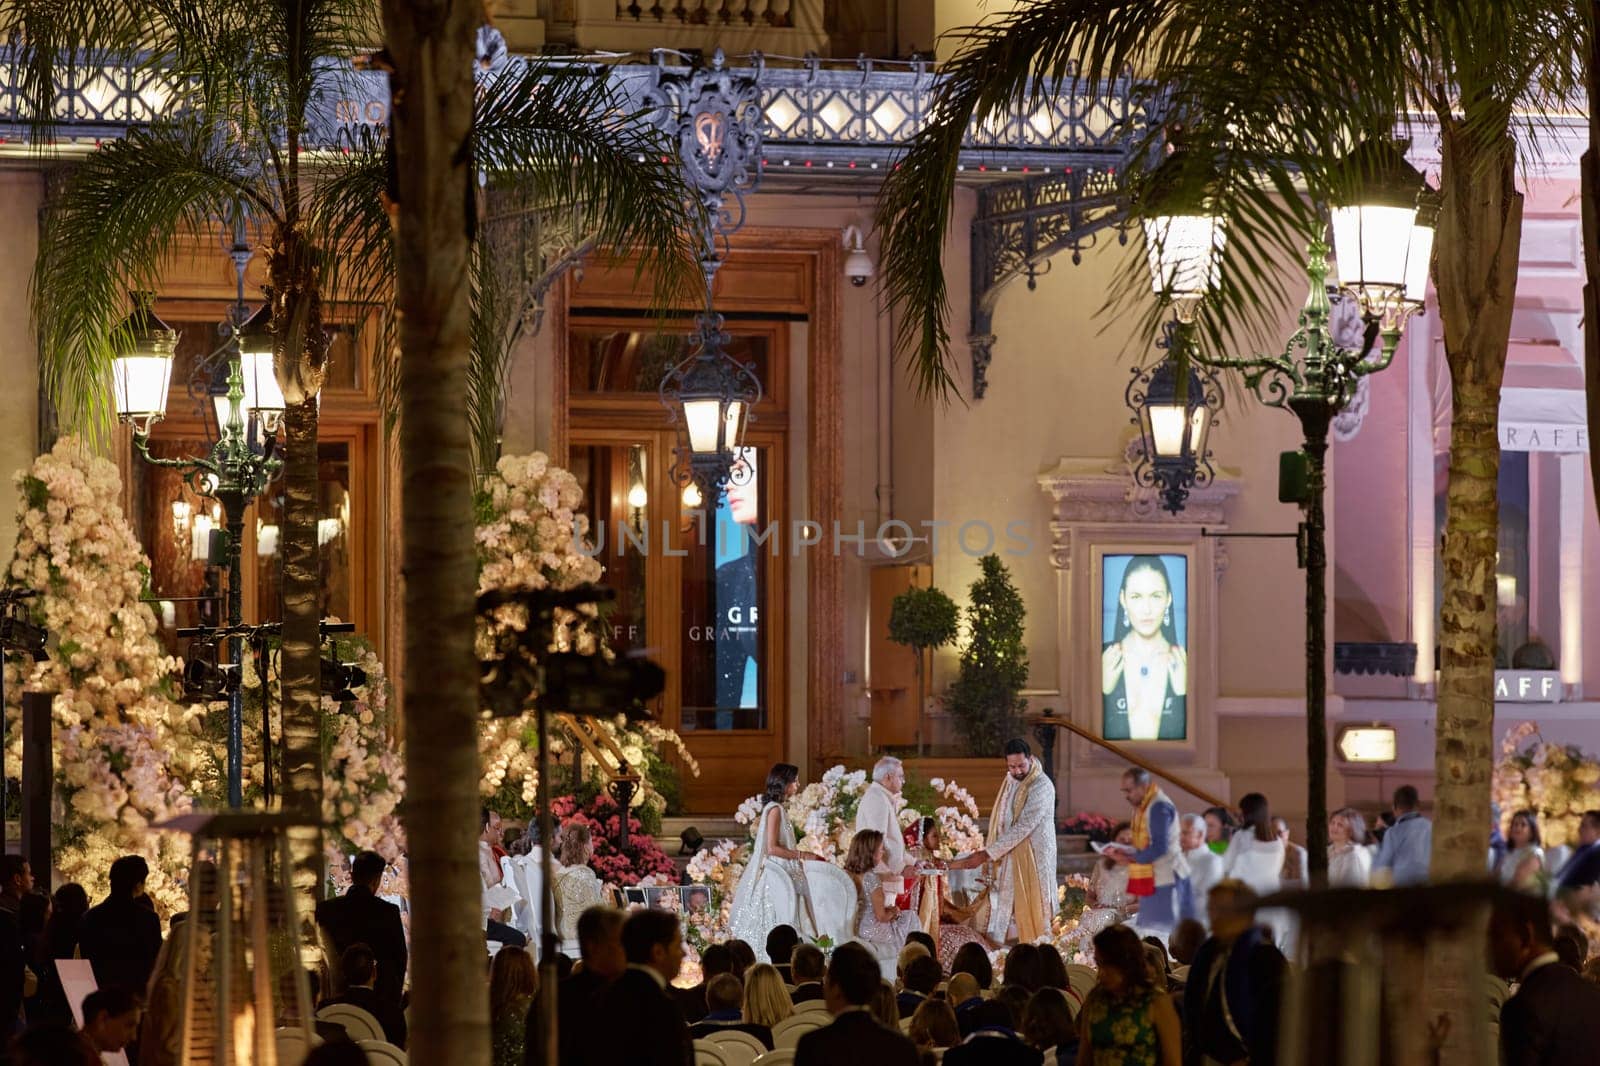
[1492,721,1600,848]
[4,439,197,913]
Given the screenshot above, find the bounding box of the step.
[660,816,745,843]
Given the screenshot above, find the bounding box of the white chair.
[316,1002,385,1043]
[1064,963,1097,1005]
[500,854,533,936]
[1041,1050,1058,1066]
[793,998,831,1014]
[771,1013,825,1049]
[515,852,545,944]
[898,1016,914,1033]
[358,1038,408,1066]
[274,1027,322,1066]
[694,1039,731,1066]
[752,1050,797,1066]
[704,1029,767,1066]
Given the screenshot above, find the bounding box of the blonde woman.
[553,824,604,943]
[743,962,795,1029]
[1328,808,1373,888]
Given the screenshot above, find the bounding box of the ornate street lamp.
[659,269,763,500]
[1140,134,1227,324]
[112,230,285,809]
[1139,133,1434,877]
[1127,321,1223,514]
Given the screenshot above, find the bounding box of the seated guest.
[794,943,919,1066]
[765,925,801,981]
[1168,919,1206,977]
[897,954,942,1018]
[8,1022,98,1066]
[592,909,691,1066]
[675,941,732,1024]
[527,905,626,1066]
[1022,988,1077,1062]
[727,939,757,982]
[908,997,960,1056]
[325,943,406,1047]
[553,826,604,947]
[1037,945,1070,993]
[948,972,985,1037]
[80,987,142,1060]
[1490,891,1600,1066]
[481,809,526,948]
[689,974,774,1049]
[950,942,994,991]
[897,942,931,982]
[743,963,794,1035]
[489,946,538,1066]
[995,985,1032,1029]
[789,944,826,1003]
[1078,925,1181,1066]
[906,930,938,961]
[945,999,1042,1066]
[1001,943,1043,994]
[870,981,900,1029]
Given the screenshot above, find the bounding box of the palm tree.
[877,0,1583,1037]
[10,3,696,1054]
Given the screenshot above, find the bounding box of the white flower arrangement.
[474,453,697,818]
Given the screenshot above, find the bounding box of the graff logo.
[694,110,727,166]
[334,99,389,125]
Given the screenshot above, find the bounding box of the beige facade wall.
[0,173,41,568]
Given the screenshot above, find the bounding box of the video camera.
[477,583,665,719]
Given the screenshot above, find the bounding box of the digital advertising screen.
[1101,553,1189,741]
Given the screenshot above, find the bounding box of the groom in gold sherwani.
[949,738,1058,944]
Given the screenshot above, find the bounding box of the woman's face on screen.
[1120,566,1171,639]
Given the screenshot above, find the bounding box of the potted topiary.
[888,584,960,755]
[943,554,1029,756]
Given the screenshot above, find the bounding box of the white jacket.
[854,781,906,872]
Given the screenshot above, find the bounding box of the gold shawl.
[988,757,1048,943]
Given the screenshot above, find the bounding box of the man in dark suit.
[526,904,626,1066]
[1555,810,1600,907]
[1183,880,1286,1066]
[896,954,941,1019]
[674,941,732,1024]
[944,999,1044,1066]
[0,856,33,1048]
[1490,891,1600,1066]
[789,944,826,1004]
[323,943,406,1047]
[77,856,164,997]
[688,973,773,1049]
[764,925,800,983]
[592,909,692,1066]
[315,851,408,1023]
[795,942,918,1066]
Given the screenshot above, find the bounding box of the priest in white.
[1180,813,1223,927]
[856,757,916,876]
[951,739,1057,944]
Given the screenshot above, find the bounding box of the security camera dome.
[845,248,875,286]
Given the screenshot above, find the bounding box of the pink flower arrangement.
[551,792,676,885]
[1060,811,1117,843]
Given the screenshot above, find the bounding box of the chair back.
[694,1038,731,1066]
[771,1013,825,1049]
[1064,963,1098,1003]
[316,1002,385,1043]
[752,1050,797,1066]
[704,1028,767,1066]
[273,1027,321,1066]
[792,999,831,1014]
[358,1038,409,1066]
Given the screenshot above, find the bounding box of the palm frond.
[35,119,264,435]
[472,61,700,310]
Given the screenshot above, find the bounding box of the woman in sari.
[907,816,993,959]
[728,763,828,947]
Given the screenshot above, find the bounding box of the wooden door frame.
[554,227,843,785]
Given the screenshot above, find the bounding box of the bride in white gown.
[728,764,859,955]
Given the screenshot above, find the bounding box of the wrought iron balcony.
[0,44,1149,176]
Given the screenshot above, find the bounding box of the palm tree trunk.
[1428,110,1521,1053]
[380,2,486,1062]
[279,392,325,928]
[1586,2,1600,510]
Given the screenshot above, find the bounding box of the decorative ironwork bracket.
[968,167,1128,398]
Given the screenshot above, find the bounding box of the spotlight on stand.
[0,590,47,662]
[183,638,242,701]
[320,658,368,702]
